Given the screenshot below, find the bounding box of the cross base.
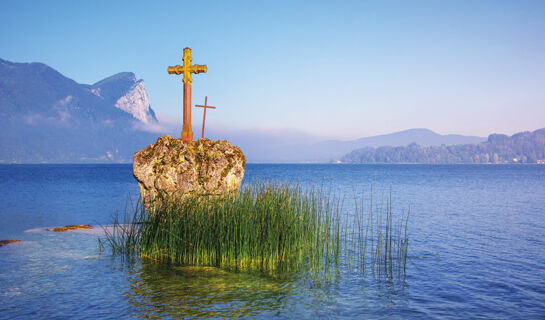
[181,123,193,143]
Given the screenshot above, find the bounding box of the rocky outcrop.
[46,225,93,232]
[114,80,156,124]
[92,72,157,124]
[133,136,245,205]
[0,240,20,247]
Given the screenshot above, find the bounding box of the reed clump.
[103,181,409,280]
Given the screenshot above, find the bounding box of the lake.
[1,164,544,319]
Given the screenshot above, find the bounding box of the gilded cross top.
[168,48,207,83]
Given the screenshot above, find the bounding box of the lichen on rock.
[133,135,245,206]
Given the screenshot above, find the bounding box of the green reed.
[102,181,409,281]
[347,187,410,280]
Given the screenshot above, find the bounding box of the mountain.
[207,128,485,163]
[306,128,484,163]
[348,128,484,148]
[0,58,158,163]
[91,72,157,124]
[340,128,545,164]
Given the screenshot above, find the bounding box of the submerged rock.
[46,224,93,232]
[0,240,20,247]
[133,136,245,205]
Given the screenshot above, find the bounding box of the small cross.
[195,96,216,139]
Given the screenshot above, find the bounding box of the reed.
[347,187,410,280]
[102,181,409,280]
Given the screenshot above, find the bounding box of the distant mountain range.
[230,128,486,163]
[341,128,545,164]
[0,58,158,163]
[204,127,486,163]
[2,58,531,164]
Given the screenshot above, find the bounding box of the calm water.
[1,164,544,319]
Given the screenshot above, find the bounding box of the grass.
[102,181,409,281]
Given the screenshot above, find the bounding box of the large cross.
[167,48,207,142]
[195,96,216,139]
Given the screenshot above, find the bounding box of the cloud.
[23,113,43,125]
[206,124,326,146]
[52,95,73,126]
[133,112,180,134]
[23,96,74,126]
[131,114,340,163]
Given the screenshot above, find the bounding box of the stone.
[0,240,20,247]
[133,135,245,205]
[46,225,93,232]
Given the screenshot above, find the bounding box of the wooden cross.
[167,48,207,142]
[195,96,216,139]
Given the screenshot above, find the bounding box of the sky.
[1,0,545,140]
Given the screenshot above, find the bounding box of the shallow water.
[1,164,544,318]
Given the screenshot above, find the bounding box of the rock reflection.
[125,263,299,319]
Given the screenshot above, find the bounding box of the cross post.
[167,48,207,142]
[195,96,216,139]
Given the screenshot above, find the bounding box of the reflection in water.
[124,261,409,319]
[126,263,302,319]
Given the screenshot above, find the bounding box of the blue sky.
[2,0,545,139]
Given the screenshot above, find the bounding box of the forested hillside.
[341,128,545,164]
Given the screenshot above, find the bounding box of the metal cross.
[195,96,216,139]
[167,48,207,142]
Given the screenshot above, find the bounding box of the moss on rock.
[133,136,246,207]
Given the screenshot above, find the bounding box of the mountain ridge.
[340,128,545,164]
[0,58,158,163]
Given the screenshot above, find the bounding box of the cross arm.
[189,64,207,74]
[167,65,183,75]
[195,104,216,109]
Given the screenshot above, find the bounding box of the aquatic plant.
[346,187,410,280]
[102,181,409,281]
[100,201,143,260]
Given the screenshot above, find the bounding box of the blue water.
[1,164,545,319]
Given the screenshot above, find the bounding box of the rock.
[0,240,20,247]
[133,136,245,205]
[113,79,156,124]
[46,224,93,232]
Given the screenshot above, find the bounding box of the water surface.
[1,164,544,318]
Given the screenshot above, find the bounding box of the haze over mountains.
[205,127,486,163]
[0,58,519,164]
